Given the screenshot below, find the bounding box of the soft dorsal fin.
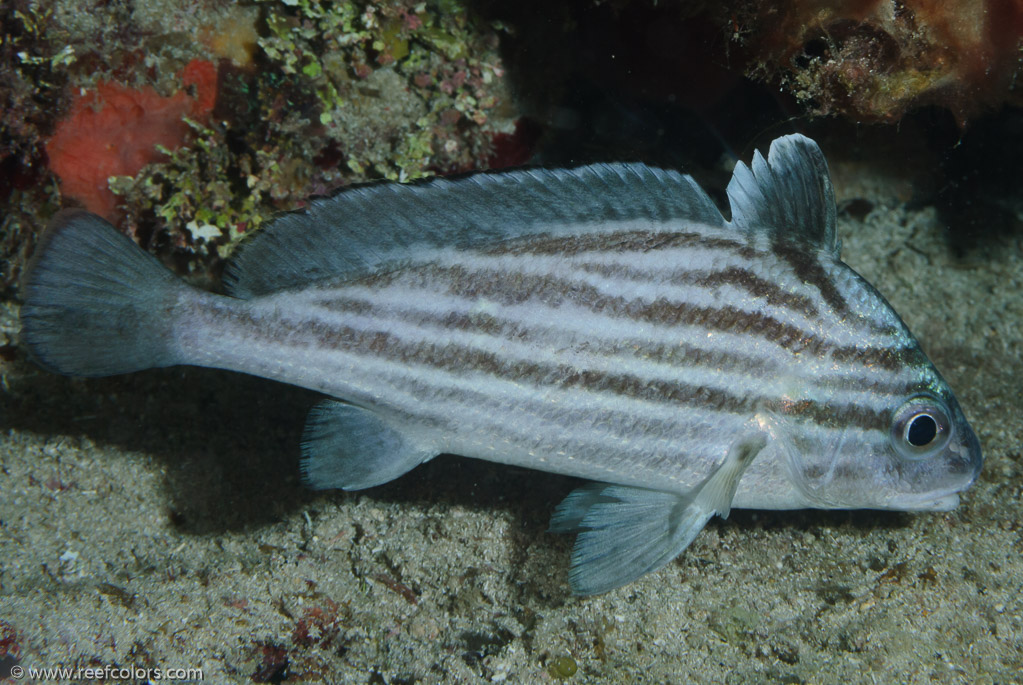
[224,163,725,298]
[726,134,838,256]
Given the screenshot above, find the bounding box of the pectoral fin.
[549,434,767,595]
[300,400,433,490]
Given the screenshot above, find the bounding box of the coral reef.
[119,0,517,274]
[5,0,1017,296]
[0,2,71,294]
[0,0,515,288]
[252,0,512,181]
[736,0,1023,123]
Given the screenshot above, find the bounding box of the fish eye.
[906,413,937,446]
[891,396,952,459]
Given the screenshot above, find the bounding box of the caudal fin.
[20,210,187,377]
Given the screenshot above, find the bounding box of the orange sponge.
[46,59,218,220]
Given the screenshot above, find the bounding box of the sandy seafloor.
[1,136,1022,684]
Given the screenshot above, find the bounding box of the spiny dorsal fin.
[224,163,725,298]
[726,134,838,256]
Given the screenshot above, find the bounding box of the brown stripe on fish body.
[829,343,908,372]
[370,372,735,455]
[485,236,903,344]
[367,367,891,494]
[325,239,918,392]
[771,241,850,316]
[373,373,727,488]
[315,225,890,349]
[422,263,839,359]
[178,293,899,487]
[316,297,520,339]
[255,324,752,472]
[310,292,783,378]
[477,226,757,259]
[306,291,912,427]
[184,236,913,447]
[189,293,893,437]
[807,372,920,398]
[501,228,900,343]
[574,261,820,319]
[238,304,893,435]
[366,276,904,431]
[488,263,905,370]
[384,233,904,351]
[402,337,891,434]
[762,397,891,434]
[312,249,912,379]
[635,248,895,341]
[766,241,906,343]
[360,348,889,444]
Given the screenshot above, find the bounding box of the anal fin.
[549,434,767,595]
[301,400,433,490]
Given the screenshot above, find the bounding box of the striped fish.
[21,135,982,595]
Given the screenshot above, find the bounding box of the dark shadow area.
[371,454,575,536]
[2,363,314,533]
[726,507,912,536]
[470,0,1023,254]
[925,105,1023,255]
[471,0,799,179]
[0,357,575,538]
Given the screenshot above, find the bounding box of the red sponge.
[46,59,218,220]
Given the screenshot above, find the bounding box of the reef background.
[1,0,1022,682]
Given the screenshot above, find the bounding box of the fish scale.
[20,134,982,595]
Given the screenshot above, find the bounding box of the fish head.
[872,390,983,511]
[767,380,983,512]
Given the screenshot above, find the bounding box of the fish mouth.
[960,424,985,486]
